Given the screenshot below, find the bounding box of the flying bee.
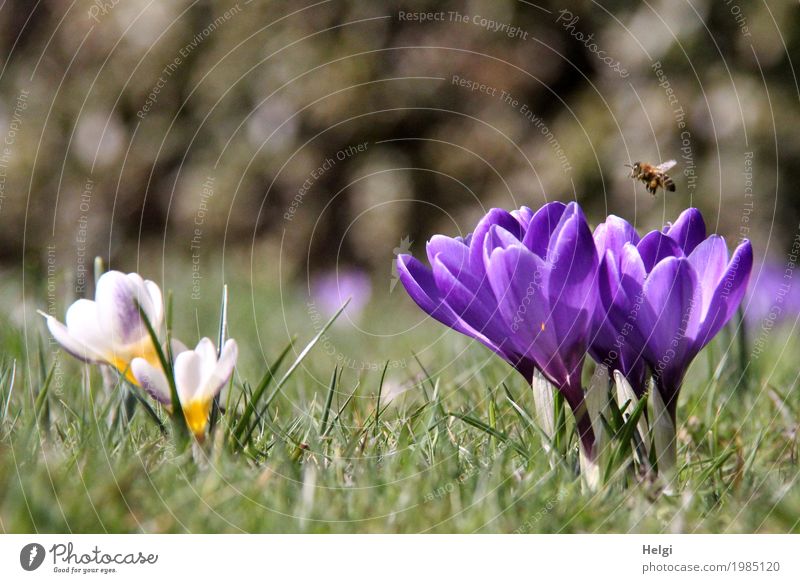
[626,160,677,195]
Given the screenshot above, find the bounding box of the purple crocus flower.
[745,258,800,329]
[600,208,753,422]
[397,202,599,458]
[311,269,372,322]
[591,215,648,396]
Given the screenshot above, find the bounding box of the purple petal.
[637,231,684,272]
[511,206,534,230]
[547,207,598,351]
[639,257,701,386]
[600,247,650,354]
[482,224,523,267]
[522,201,567,257]
[469,209,522,274]
[396,255,469,335]
[397,255,499,355]
[591,252,650,397]
[486,245,570,386]
[545,202,579,261]
[687,235,729,314]
[96,271,153,346]
[594,215,640,259]
[696,239,753,346]
[665,208,706,254]
[619,243,647,303]
[598,251,624,313]
[594,257,625,355]
[432,255,511,347]
[548,206,598,307]
[426,235,470,276]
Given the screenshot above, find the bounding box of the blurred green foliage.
[0,0,798,292]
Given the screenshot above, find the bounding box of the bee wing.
[656,160,677,172]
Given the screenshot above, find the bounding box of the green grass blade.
[448,412,528,458]
[257,299,350,414]
[136,300,185,436]
[321,381,359,440]
[210,284,230,434]
[374,360,389,435]
[2,360,16,420]
[128,386,167,435]
[34,362,56,425]
[319,366,338,435]
[230,338,294,445]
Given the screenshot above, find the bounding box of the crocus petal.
[174,350,203,404]
[637,231,684,272]
[172,338,238,438]
[426,235,470,276]
[171,338,189,355]
[548,206,598,312]
[130,358,171,405]
[547,207,598,355]
[469,209,523,273]
[486,245,568,385]
[545,203,580,257]
[511,206,534,230]
[483,224,524,266]
[45,313,105,364]
[594,215,640,258]
[188,338,238,403]
[639,257,701,389]
[594,254,625,345]
[207,339,238,400]
[522,201,567,257]
[592,251,649,394]
[598,250,624,313]
[174,352,210,436]
[145,280,164,329]
[687,235,730,314]
[194,337,219,382]
[618,243,647,298]
[665,207,706,254]
[696,239,753,346]
[396,255,475,338]
[432,255,512,348]
[95,271,151,346]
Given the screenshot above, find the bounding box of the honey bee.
[626,160,677,195]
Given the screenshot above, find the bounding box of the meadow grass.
[0,258,798,533]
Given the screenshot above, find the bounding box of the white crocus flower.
[131,338,238,439]
[40,271,163,385]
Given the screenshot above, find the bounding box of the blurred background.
[0,0,798,367]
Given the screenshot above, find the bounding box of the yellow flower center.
[107,337,161,386]
[182,398,213,440]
